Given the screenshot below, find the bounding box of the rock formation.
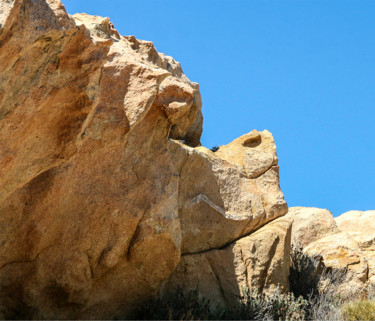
[336,211,375,288]
[287,207,375,298]
[0,0,289,319]
[3,1,372,319]
[286,207,339,248]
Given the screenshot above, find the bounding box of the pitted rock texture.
[287,207,375,298]
[0,0,288,319]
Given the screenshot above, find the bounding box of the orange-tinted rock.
[0,1,200,319]
[0,0,288,319]
[169,131,287,254]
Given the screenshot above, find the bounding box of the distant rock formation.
[287,208,375,298]
[0,0,289,319]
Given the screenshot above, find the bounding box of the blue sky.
[63,1,375,216]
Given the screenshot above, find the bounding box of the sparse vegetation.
[225,287,308,321]
[132,287,213,320]
[210,145,220,152]
[341,300,375,321]
[340,285,375,321]
[289,244,322,299]
[130,248,372,320]
[133,286,308,320]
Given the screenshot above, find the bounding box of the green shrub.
[341,300,375,321]
[220,287,267,320]
[262,288,307,321]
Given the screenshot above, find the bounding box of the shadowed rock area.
[0,0,290,319]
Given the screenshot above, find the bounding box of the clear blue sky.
[63,1,375,216]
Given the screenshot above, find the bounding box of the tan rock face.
[169,130,287,254]
[162,217,292,310]
[336,211,375,285]
[305,233,369,298]
[216,130,278,179]
[0,0,288,319]
[0,1,199,319]
[286,207,339,247]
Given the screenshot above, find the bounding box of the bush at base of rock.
[228,287,308,321]
[130,285,375,320]
[339,285,375,321]
[132,286,308,321]
[341,300,375,321]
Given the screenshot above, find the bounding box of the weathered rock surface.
[0,0,288,319]
[286,207,339,247]
[169,130,287,255]
[304,232,369,298]
[162,217,292,310]
[287,207,375,298]
[336,211,375,286]
[215,130,278,179]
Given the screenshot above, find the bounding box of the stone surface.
[286,207,339,248]
[0,1,199,319]
[162,217,292,310]
[169,130,287,254]
[215,130,278,179]
[305,232,369,298]
[336,211,375,286]
[288,207,375,298]
[0,0,288,319]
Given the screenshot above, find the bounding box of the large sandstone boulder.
[286,207,339,247]
[0,0,288,319]
[0,1,198,318]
